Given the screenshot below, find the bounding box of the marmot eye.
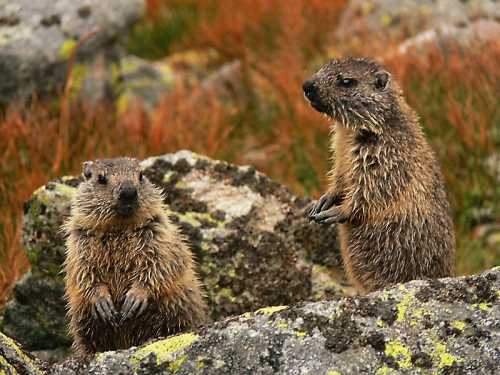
[139,172,144,182]
[97,174,107,185]
[338,78,356,88]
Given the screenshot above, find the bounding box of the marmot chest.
[332,127,357,180]
[85,229,153,293]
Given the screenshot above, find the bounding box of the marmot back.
[303,57,455,292]
[64,157,207,355]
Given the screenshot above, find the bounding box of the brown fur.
[63,157,207,356]
[303,57,455,293]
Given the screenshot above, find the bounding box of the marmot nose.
[119,183,138,203]
[302,79,317,99]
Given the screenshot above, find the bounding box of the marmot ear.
[375,70,391,90]
[82,161,93,180]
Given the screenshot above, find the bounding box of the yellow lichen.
[178,212,204,227]
[132,333,198,366]
[275,321,288,330]
[35,183,76,206]
[0,333,42,374]
[169,354,188,373]
[59,39,77,59]
[326,371,342,375]
[380,14,392,27]
[396,292,414,323]
[295,331,307,338]
[0,355,17,375]
[375,366,396,375]
[475,302,492,311]
[409,307,425,326]
[379,290,390,301]
[174,211,226,229]
[384,340,412,369]
[360,1,374,15]
[213,359,225,369]
[218,287,236,302]
[255,305,288,315]
[174,180,188,189]
[54,183,77,198]
[162,171,175,183]
[451,320,466,331]
[196,357,206,369]
[434,342,461,368]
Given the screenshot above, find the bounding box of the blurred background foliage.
[0,0,498,304]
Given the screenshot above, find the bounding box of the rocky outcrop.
[1,151,348,354]
[0,0,144,105]
[336,0,500,49]
[397,19,500,54]
[2,267,495,374]
[71,267,500,374]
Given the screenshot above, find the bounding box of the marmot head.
[303,57,399,134]
[72,157,164,229]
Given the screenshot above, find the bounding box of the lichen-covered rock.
[397,20,500,55]
[114,56,175,113]
[0,0,144,105]
[50,267,500,374]
[335,0,500,48]
[2,273,70,353]
[0,332,44,374]
[2,151,346,354]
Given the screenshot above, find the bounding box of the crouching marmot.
[64,157,207,355]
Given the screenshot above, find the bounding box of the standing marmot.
[303,57,455,292]
[64,157,207,355]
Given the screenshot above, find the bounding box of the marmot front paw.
[121,287,149,322]
[310,206,348,224]
[306,191,342,219]
[92,290,119,327]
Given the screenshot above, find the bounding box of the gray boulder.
[113,55,175,113]
[1,151,348,354]
[335,0,500,47]
[0,0,144,105]
[397,19,500,54]
[49,267,500,374]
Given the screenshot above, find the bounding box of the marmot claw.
[121,288,148,322]
[92,296,119,327]
[311,206,348,224]
[307,192,341,219]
